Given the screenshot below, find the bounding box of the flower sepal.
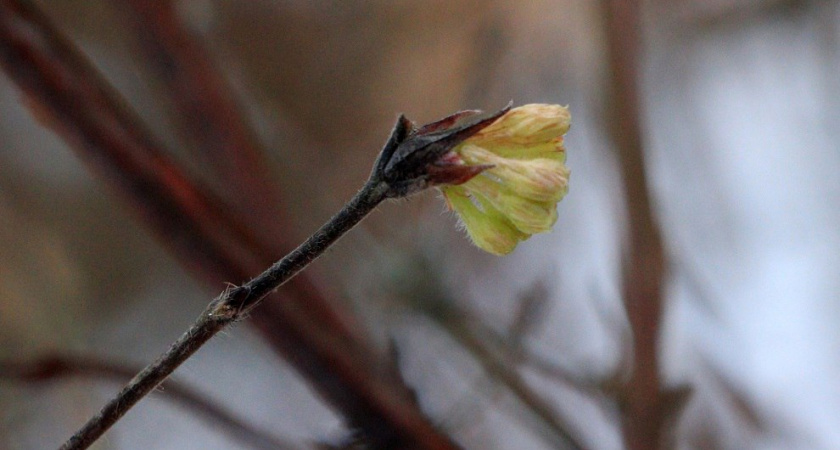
[369,104,512,198]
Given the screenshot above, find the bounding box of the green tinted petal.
[443,187,527,255]
[436,103,570,255]
[465,177,558,235]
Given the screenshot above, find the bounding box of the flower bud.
[440,104,570,255]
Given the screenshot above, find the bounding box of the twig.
[601,1,669,448]
[432,303,586,449]
[112,0,369,366]
[113,0,369,375]
[60,178,389,449]
[57,105,507,448]
[0,1,459,446]
[0,355,297,450]
[391,256,587,449]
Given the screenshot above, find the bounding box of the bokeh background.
[2,0,840,449]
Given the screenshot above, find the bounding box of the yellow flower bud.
[440,104,570,255]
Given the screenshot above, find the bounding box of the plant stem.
[1,2,446,442]
[60,179,390,450]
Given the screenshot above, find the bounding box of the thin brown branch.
[110,0,372,386]
[506,284,551,354]
[57,105,499,448]
[393,257,586,449]
[113,0,293,251]
[61,178,390,449]
[0,1,455,448]
[437,298,594,449]
[62,178,387,450]
[108,0,386,415]
[502,287,608,394]
[446,320,585,449]
[601,1,669,449]
[0,0,260,280]
[0,355,298,450]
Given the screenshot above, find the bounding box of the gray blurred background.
[2,0,840,449]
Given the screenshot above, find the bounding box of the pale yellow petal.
[436,103,570,255]
[443,186,527,255]
[464,176,558,235]
[469,104,571,146]
[459,145,569,203]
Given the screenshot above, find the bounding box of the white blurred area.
[2,1,840,449]
[646,2,840,448]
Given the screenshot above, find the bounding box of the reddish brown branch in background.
[115,0,291,250]
[601,1,669,449]
[0,356,297,450]
[438,312,585,449]
[0,1,456,448]
[112,0,362,348]
[394,257,587,448]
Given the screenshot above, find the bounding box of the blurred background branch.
[0,354,297,450]
[601,0,670,448]
[0,0,454,447]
